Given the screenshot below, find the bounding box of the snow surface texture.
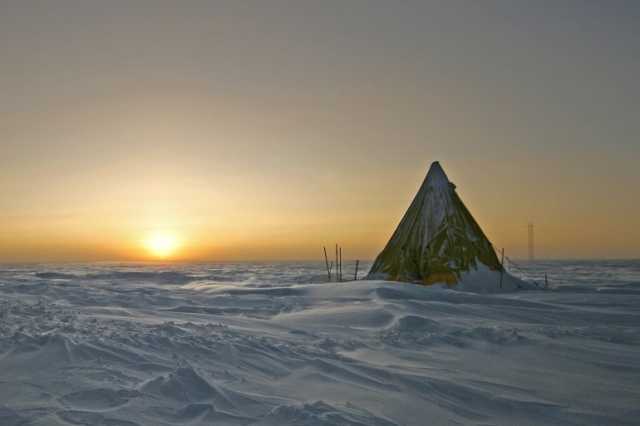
[1,261,639,425]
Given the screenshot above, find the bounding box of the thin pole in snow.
[545,273,548,288]
[323,246,331,281]
[335,244,339,283]
[354,260,359,281]
[499,248,505,289]
[339,247,343,282]
[528,223,535,262]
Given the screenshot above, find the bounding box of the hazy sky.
[1,1,639,262]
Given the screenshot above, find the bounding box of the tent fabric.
[368,161,501,285]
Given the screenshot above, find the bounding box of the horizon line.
[1,257,639,266]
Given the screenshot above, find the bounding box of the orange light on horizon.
[143,231,180,259]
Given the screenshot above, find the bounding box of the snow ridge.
[0,262,639,425]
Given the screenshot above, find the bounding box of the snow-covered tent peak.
[424,161,450,189]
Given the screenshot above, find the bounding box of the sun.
[144,232,180,259]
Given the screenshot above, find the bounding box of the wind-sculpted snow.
[0,261,639,425]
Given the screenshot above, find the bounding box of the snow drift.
[0,262,639,425]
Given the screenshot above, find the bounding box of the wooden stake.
[339,247,342,282]
[323,246,331,281]
[354,260,359,281]
[499,248,505,289]
[335,244,338,282]
[545,273,548,288]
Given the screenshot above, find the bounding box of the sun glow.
[144,232,180,259]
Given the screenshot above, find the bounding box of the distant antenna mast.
[527,222,535,262]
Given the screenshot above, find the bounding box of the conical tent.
[368,161,501,285]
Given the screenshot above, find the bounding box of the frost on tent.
[368,161,502,286]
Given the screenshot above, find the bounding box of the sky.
[1,0,639,262]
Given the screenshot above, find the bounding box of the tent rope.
[503,256,544,289]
